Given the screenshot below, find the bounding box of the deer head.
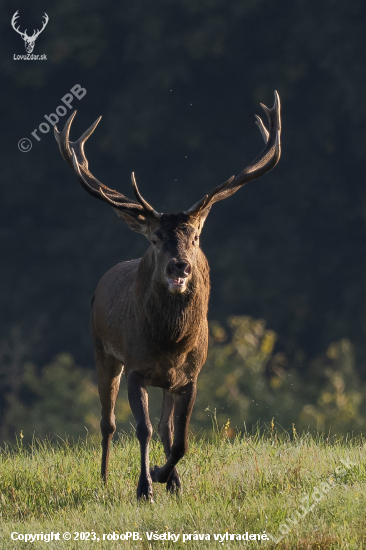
[11,11,49,53]
[54,92,281,294]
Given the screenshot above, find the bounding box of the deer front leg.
[127,371,153,501]
[158,389,181,493]
[151,381,196,485]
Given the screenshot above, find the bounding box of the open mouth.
[167,277,185,287]
[167,277,187,292]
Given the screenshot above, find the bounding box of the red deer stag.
[54,92,281,501]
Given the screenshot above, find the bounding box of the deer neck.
[135,248,210,348]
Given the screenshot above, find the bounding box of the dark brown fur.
[91,213,210,499]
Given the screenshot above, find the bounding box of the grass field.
[0,426,366,549]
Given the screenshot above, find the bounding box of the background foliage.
[2,0,366,440]
[2,318,366,442]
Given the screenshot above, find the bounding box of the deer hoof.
[167,469,182,494]
[137,477,154,502]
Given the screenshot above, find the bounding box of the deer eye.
[151,240,157,245]
[192,235,199,245]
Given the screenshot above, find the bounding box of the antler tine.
[73,116,102,170]
[55,111,120,195]
[255,115,269,144]
[54,110,101,170]
[186,91,281,216]
[56,112,160,219]
[131,172,160,217]
[54,110,77,167]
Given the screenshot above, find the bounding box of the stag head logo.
[11,11,49,53]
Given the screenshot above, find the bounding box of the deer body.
[91,238,210,390]
[55,92,281,500]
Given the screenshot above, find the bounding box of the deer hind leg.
[151,381,196,487]
[158,389,181,493]
[127,371,153,501]
[95,350,123,483]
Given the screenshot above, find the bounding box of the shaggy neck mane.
[135,248,210,348]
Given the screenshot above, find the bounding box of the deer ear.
[113,208,151,236]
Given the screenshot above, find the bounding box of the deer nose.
[166,259,191,278]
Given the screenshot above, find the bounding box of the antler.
[32,13,49,40]
[186,91,281,217]
[54,111,160,220]
[11,11,26,39]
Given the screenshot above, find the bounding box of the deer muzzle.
[166,259,191,293]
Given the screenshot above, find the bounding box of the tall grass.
[0,426,365,549]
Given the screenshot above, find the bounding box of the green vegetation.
[2,317,366,443]
[0,430,365,549]
[196,316,366,435]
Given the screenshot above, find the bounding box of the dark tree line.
[1,0,366,385]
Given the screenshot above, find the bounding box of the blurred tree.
[1,353,101,441]
[2,0,366,428]
[299,339,366,433]
[195,316,303,431]
[2,319,366,443]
